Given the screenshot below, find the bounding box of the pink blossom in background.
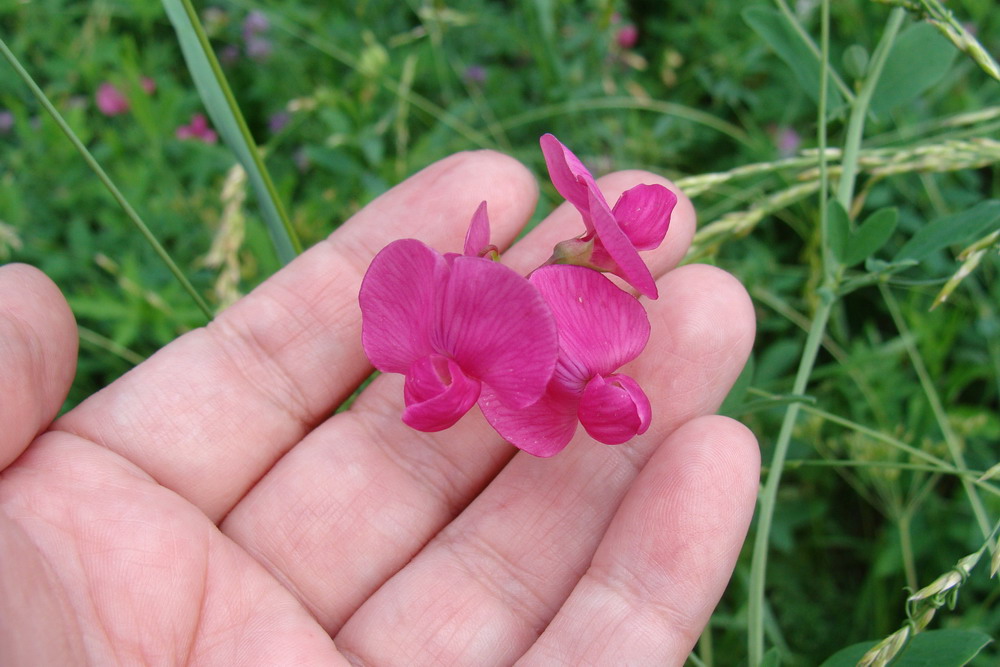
[616,24,639,49]
[359,206,559,432]
[175,114,218,144]
[140,77,157,95]
[245,36,273,62]
[0,110,14,134]
[268,110,291,134]
[464,65,487,84]
[774,125,802,158]
[540,133,677,299]
[479,264,651,456]
[96,83,129,116]
[242,10,270,36]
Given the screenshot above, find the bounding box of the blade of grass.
[162,0,302,265]
[0,36,212,320]
[880,284,994,539]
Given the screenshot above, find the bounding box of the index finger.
[54,151,539,521]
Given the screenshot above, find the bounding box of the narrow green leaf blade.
[894,200,1000,263]
[845,207,898,266]
[871,22,957,116]
[161,0,300,264]
[743,7,843,108]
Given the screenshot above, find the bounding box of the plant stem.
[748,297,834,665]
[0,36,213,320]
[836,8,906,210]
[747,7,909,664]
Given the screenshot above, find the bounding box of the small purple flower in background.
[360,204,559,432]
[479,265,651,456]
[464,65,487,85]
[540,133,677,299]
[245,36,273,62]
[242,10,270,37]
[242,10,272,62]
[141,77,157,95]
[616,24,639,49]
[0,110,13,134]
[96,82,130,116]
[176,114,218,144]
[773,125,802,158]
[269,110,291,134]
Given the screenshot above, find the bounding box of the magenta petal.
[578,373,651,445]
[530,265,650,380]
[479,383,579,457]
[435,256,558,408]
[403,355,482,431]
[540,134,600,231]
[464,201,491,257]
[360,239,446,373]
[588,187,658,298]
[611,184,678,251]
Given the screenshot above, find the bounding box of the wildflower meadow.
[1,1,999,665]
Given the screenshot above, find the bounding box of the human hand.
[0,150,758,666]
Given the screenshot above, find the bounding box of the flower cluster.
[359,135,677,457]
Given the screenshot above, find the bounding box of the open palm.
[0,151,758,666]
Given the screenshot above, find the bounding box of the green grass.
[1,0,998,664]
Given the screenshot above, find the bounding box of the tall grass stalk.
[746,6,908,663]
[0,36,213,320]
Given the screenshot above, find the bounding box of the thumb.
[0,264,77,470]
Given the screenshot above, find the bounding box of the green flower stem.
[177,0,302,261]
[836,8,907,211]
[748,296,834,665]
[0,36,213,321]
[747,6,908,664]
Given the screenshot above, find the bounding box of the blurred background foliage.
[1,0,998,664]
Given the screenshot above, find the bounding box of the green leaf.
[871,22,957,116]
[827,199,850,265]
[820,630,993,667]
[895,630,992,666]
[844,207,898,267]
[819,638,878,667]
[894,200,1000,263]
[743,7,843,108]
[161,0,300,264]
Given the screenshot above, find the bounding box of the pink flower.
[176,114,218,144]
[359,206,559,432]
[616,25,639,49]
[540,133,677,299]
[141,77,157,95]
[96,82,129,116]
[479,264,651,457]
